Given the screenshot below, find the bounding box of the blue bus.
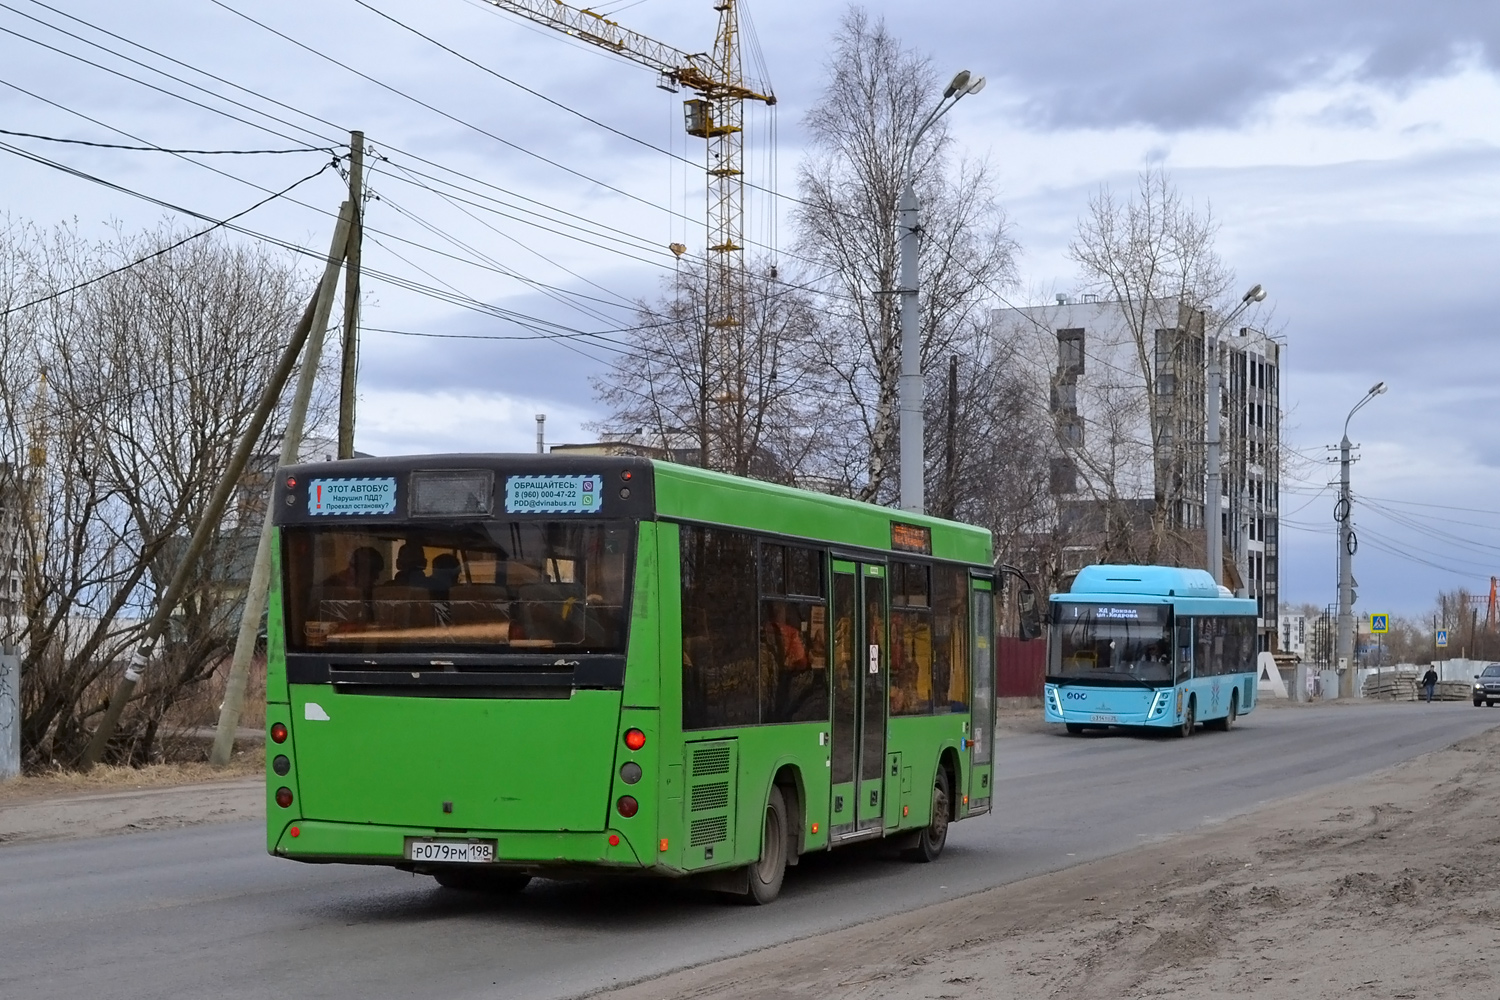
[1042,565,1257,736]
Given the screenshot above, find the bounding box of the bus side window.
[758,542,829,724]
[1176,618,1193,684]
[889,562,932,716]
[932,564,968,713]
[680,524,759,730]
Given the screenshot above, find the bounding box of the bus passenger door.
[827,561,888,841]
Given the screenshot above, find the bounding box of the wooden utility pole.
[81,204,353,770]
[209,202,354,766]
[338,131,364,459]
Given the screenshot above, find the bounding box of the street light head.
[963,75,987,96]
[943,69,972,99]
[1242,283,1266,304]
[1370,381,1388,397]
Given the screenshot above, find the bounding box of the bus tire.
[1175,696,1196,738]
[432,869,531,894]
[746,786,788,905]
[1206,691,1238,732]
[1065,723,1087,735]
[902,768,951,863]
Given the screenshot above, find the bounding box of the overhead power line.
[0,127,328,155]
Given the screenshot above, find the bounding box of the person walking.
[1421,666,1439,704]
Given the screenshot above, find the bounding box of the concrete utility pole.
[1335,380,1388,699]
[1205,283,1266,585]
[897,70,985,515]
[82,207,353,769]
[209,203,355,766]
[338,131,364,460]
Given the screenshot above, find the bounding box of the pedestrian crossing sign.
[1437,629,1448,647]
[1371,614,1389,634]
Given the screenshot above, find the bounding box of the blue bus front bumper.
[1043,684,1175,727]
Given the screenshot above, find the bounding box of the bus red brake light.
[616,795,639,818]
[275,787,294,808]
[623,729,646,751]
[270,723,288,744]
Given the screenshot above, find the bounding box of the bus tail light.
[275,787,294,808]
[270,722,288,744]
[623,729,646,751]
[616,795,639,818]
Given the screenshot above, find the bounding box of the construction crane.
[481,0,775,469]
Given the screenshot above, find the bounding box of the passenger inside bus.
[389,543,429,588]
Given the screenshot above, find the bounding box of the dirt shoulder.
[0,757,262,846]
[598,725,1500,1000]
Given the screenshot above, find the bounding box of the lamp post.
[1205,283,1267,585]
[898,69,986,514]
[1336,380,1387,698]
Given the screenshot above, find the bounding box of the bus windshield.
[1048,602,1174,685]
[282,520,633,654]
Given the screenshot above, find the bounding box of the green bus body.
[265,456,996,888]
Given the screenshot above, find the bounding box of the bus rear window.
[282,521,633,654]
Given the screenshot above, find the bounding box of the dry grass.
[0,753,262,805]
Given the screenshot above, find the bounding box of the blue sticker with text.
[308,477,397,516]
[505,475,603,514]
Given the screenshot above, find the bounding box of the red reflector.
[659,838,669,852]
[623,728,646,751]
[608,834,620,847]
[290,826,300,838]
[902,805,909,817]
[270,723,287,744]
[275,787,293,808]
[811,822,819,834]
[616,795,639,818]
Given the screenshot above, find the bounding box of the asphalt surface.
[3,701,1495,1000]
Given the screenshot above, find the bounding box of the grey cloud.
[925,0,1500,130]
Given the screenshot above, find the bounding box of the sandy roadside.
[0,775,263,846]
[596,724,1500,1000]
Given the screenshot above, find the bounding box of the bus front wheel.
[1065,723,1087,735]
[1175,696,1196,738]
[746,786,788,905]
[902,768,951,863]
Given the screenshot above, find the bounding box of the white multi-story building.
[990,295,1282,649]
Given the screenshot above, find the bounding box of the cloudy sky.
[2,0,1498,619]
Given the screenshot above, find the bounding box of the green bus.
[265,454,1000,903]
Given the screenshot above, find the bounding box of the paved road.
[2,702,1495,1000]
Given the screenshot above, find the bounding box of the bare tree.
[794,6,1019,503]
[593,259,827,483]
[0,218,312,767]
[1066,168,1235,563]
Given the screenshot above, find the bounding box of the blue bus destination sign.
[505,474,604,514]
[308,477,397,516]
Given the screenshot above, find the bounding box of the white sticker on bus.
[304,703,330,721]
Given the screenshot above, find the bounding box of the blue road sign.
[1437,629,1449,647]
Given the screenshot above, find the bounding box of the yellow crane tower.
[481,0,775,468]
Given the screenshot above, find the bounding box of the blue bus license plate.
[1088,714,1118,724]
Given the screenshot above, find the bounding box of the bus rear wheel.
[1207,691,1238,732]
[902,768,951,863]
[432,869,531,894]
[1175,696,1196,738]
[746,786,788,905]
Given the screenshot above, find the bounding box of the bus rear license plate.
[1088,714,1118,724]
[407,840,496,864]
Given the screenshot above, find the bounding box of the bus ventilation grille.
[690,815,728,847]
[692,745,731,777]
[691,782,730,812]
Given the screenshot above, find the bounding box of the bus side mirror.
[1017,589,1042,641]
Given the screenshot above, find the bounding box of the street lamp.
[1205,283,1268,585]
[1336,380,1387,698]
[897,69,986,514]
